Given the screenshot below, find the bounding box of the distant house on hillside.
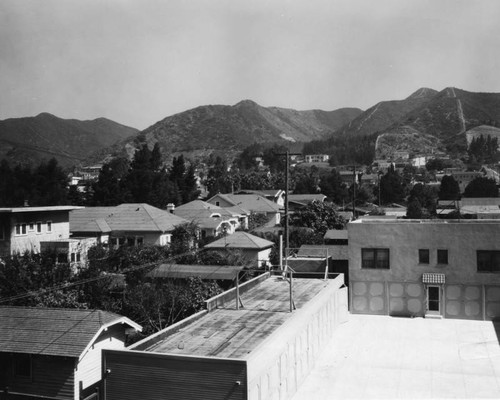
[305,154,329,163]
[450,171,483,193]
[0,205,82,257]
[0,307,141,400]
[70,203,188,248]
[207,193,281,225]
[203,231,274,268]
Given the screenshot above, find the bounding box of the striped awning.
[422,273,445,284]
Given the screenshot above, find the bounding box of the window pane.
[36,222,42,233]
[419,249,429,264]
[362,249,375,269]
[437,249,448,264]
[47,221,52,232]
[493,252,500,273]
[21,224,27,235]
[377,249,390,269]
[477,251,490,272]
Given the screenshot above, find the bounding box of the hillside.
[466,125,500,147]
[0,113,138,168]
[320,87,500,162]
[336,88,438,137]
[96,100,363,162]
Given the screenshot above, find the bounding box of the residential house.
[207,193,281,226]
[203,231,274,268]
[101,272,348,400]
[304,154,329,163]
[0,206,82,257]
[70,203,188,249]
[348,218,500,320]
[236,189,285,207]
[40,237,98,271]
[172,200,240,239]
[287,194,326,212]
[450,171,483,193]
[0,307,141,400]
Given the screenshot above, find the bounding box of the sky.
[1,0,500,130]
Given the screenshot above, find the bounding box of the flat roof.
[142,276,334,359]
[351,218,500,224]
[147,264,244,280]
[0,206,83,213]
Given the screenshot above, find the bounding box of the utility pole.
[352,165,357,220]
[276,151,301,268]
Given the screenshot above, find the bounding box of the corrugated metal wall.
[103,350,247,400]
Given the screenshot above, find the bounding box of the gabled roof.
[70,203,188,233]
[0,307,141,358]
[288,194,326,205]
[147,264,244,280]
[209,194,280,213]
[204,231,274,250]
[175,200,224,212]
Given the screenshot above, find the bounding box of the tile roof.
[0,307,141,358]
[210,194,280,213]
[70,203,188,233]
[204,231,274,250]
[147,264,244,280]
[324,230,348,240]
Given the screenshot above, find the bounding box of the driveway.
[292,314,500,399]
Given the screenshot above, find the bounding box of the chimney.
[166,203,175,213]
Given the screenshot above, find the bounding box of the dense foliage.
[463,177,499,198]
[438,175,461,200]
[90,144,200,207]
[289,201,346,236]
[467,135,499,164]
[0,158,68,207]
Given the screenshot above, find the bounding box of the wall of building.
[348,220,500,319]
[7,211,71,255]
[0,353,75,399]
[246,276,348,400]
[102,350,247,400]
[75,325,127,399]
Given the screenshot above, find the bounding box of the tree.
[408,183,438,215]
[379,166,406,205]
[319,169,349,205]
[91,163,126,206]
[289,201,346,236]
[463,177,499,198]
[406,197,423,219]
[205,156,232,197]
[438,175,461,200]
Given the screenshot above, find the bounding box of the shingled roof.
[0,307,141,358]
[70,203,188,233]
[204,231,274,250]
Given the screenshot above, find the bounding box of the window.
[127,237,135,246]
[71,253,76,262]
[29,222,35,231]
[361,248,390,269]
[15,224,27,235]
[36,222,42,233]
[215,201,220,206]
[76,253,81,262]
[46,221,52,232]
[136,237,143,246]
[14,354,31,378]
[437,249,448,265]
[477,251,500,273]
[419,249,430,264]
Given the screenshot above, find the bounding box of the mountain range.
[0,113,138,168]
[1,87,500,168]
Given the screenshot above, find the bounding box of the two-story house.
[0,206,82,257]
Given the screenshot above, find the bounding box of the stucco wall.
[8,211,71,255]
[348,220,500,319]
[348,220,500,285]
[246,276,348,400]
